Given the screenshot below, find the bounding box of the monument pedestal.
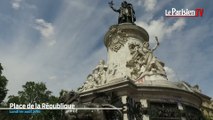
[79,78,204,120]
[64,20,206,120]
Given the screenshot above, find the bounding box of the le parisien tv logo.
[165,8,204,17]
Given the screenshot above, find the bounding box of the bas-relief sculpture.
[106,27,128,52]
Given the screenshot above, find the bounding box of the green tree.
[5,81,61,120]
[0,63,8,103]
[17,81,52,104]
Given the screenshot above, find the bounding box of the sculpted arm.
[109,1,120,12]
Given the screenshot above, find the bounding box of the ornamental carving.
[107,27,128,52]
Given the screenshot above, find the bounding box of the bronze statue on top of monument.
[109,1,136,24]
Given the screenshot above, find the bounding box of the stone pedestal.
[104,24,149,82]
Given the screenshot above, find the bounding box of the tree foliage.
[2,81,61,120]
[0,63,8,103]
[17,81,52,104]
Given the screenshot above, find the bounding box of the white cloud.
[49,76,57,80]
[136,18,185,43]
[11,0,22,10]
[0,1,108,98]
[35,19,56,46]
[143,0,157,11]
[164,66,178,81]
[167,19,185,32]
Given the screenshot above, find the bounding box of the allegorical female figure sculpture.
[139,37,166,79]
[126,37,167,81]
[77,60,108,92]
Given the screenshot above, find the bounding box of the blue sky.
[0,0,212,99]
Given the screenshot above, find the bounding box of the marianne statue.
[109,1,136,24]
